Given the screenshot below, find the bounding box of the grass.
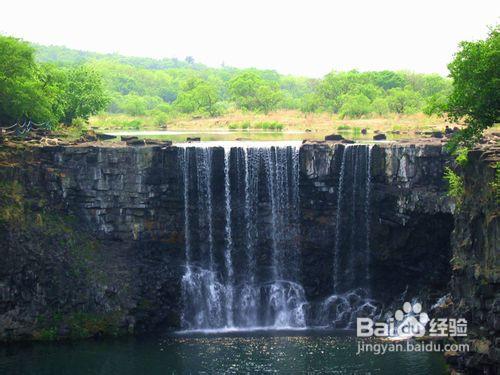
[88,109,452,135]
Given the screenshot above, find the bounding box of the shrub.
[444,166,464,205]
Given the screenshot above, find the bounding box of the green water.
[0,331,447,374]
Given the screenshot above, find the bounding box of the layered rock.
[0,141,456,340]
[299,142,454,305]
[448,145,499,374]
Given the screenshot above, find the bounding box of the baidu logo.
[357,300,467,339]
[393,302,429,337]
[357,301,428,338]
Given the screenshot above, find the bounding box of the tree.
[387,87,423,114]
[316,71,362,112]
[228,72,282,113]
[174,78,222,116]
[339,93,372,118]
[254,84,282,114]
[0,36,55,125]
[57,66,109,125]
[300,93,320,115]
[371,97,390,116]
[122,94,148,116]
[445,26,500,150]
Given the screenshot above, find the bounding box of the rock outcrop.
[299,142,454,305]
[448,146,499,374]
[0,141,456,340]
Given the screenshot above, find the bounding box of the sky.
[1,0,498,77]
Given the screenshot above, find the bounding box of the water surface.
[104,129,408,142]
[0,331,447,374]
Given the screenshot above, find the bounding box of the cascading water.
[180,142,377,331]
[320,144,380,328]
[180,143,305,331]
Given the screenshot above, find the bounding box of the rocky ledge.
[0,140,465,343]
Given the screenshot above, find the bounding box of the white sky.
[1,0,498,77]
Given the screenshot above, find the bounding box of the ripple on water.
[0,332,447,374]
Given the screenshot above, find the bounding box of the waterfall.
[321,144,379,328]
[333,145,349,293]
[223,147,234,327]
[180,142,376,331]
[180,143,305,331]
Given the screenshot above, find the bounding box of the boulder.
[187,137,201,142]
[324,134,344,141]
[361,128,367,134]
[97,133,117,141]
[126,138,172,146]
[121,136,138,142]
[373,133,387,141]
[431,131,443,138]
[80,130,98,142]
[341,139,355,144]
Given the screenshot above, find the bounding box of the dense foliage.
[31,43,452,123]
[445,26,500,150]
[0,36,108,126]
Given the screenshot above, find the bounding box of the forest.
[1,27,498,153]
[1,36,452,127]
[35,44,452,120]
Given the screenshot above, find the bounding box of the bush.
[444,166,464,205]
[257,121,284,131]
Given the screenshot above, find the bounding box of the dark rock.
[125,139,172,147]
[126,139,146,146]
[187,137,201,142]
[446,147,500,374]
[361,128,367,134]
[324,134,344,141]
[305,129,312,133]
[97,133,117,141]
[373,133,387,140]
[341,139,355,144]
[121,136,138,142]
[3,141,495,355]
[431,131,443,138]
[80,130,98,142]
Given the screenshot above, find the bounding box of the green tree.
[228,72,282,113]
[58,66,109,125]
[122,94,148,116]
[446,26,500,150]
[300,93,320,115]
[317,71,361,112]
[254,84,282,114]
[174,78,222,116]
[387,87,422,114]
[422,93,448,116]
[372,97,390,115]
[0,36,55,124]
[339,93,372,118]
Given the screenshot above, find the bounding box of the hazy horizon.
[1,0,499,77]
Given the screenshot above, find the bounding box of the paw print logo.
[394,302,429,337]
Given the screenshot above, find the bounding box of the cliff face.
[0,146,185,340]
[0,142,455,340]
[299,142,454,305]
[449,146,499,374]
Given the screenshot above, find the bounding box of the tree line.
[0,36,108,126]
[0,28,497,152]
[32,42,453,121]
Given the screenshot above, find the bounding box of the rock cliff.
[0,141,456,340]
